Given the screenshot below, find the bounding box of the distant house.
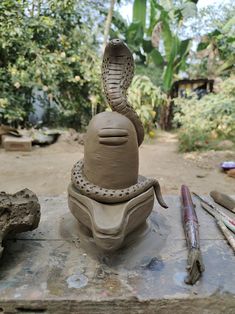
[170,78,214,99]
[160,78,214,130]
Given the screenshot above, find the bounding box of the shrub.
[128,75,167,135]
[0,0,104,129]
[173,77,235,152]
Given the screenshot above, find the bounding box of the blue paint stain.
[66,273,88,289]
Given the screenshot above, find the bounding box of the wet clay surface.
[0,195,235,313]
[0,189,40,259]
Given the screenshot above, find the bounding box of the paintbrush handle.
[181,185,204,285]
[216,219,235,253]
[193,192,235,233]
[200,202,235,234]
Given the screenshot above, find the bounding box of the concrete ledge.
[0,195,235,313]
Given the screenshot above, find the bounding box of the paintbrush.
[181,185,205,284]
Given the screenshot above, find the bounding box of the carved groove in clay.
[71,159,167,208]
[102,39,144,146]
[0,189,40,258]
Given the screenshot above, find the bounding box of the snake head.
[109,38,123,46]
[102,39,144,146]
[103,38,133,59]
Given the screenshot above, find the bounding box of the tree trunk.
[102,0,116,52]
[31,0,36,17]
[159,95,174,130]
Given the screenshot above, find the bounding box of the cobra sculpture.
[71,39,167,208]
[102,38,144,146]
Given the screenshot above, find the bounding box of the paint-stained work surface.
[0,195,235,314]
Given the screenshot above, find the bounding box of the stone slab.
[2,135,32,152]
[0,195,235,314]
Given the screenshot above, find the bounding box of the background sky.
[119,0,231,21]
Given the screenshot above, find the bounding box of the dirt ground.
[0,131,234,196]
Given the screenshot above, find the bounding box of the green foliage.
[187,1,235,78]
[174,77,235,152]
[149,2,191,92]
[128,75,167,135]
[133,0,147,28]
[0,0,104,129]
[135,64,163,87]
[111,0,193,92]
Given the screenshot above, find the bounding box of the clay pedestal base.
[68,183,154,251]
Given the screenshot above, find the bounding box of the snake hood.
[102,39,145,146]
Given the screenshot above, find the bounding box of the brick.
[2,135,32,151]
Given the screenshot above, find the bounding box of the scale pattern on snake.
[102,39,144,146]
[71,160,167,207]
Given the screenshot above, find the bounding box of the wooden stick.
[210,191,235,214]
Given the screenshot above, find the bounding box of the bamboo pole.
[102,0,116,52]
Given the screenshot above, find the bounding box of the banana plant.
[115,0,197,92]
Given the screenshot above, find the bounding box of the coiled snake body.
[72,160,167,207]
[71,39,167,208]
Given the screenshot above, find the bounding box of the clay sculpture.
[0,189,40,259]
[68,39,167,252]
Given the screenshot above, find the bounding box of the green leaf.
[174,9,183,23]
[197,42,209,51]
[179,39,190,57]
[163,61,173,92]
[150,3,172,60]
[162,36,180,91]
[222,16,235,33]
[217,55,235,74]
[142,39,153,53]
[126,22,144,46]
[148,0,159,35]
[150,49,164,66]
[161,20,173,60]
[133,0,147,29]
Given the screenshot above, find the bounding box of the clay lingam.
[68,39,167,251]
